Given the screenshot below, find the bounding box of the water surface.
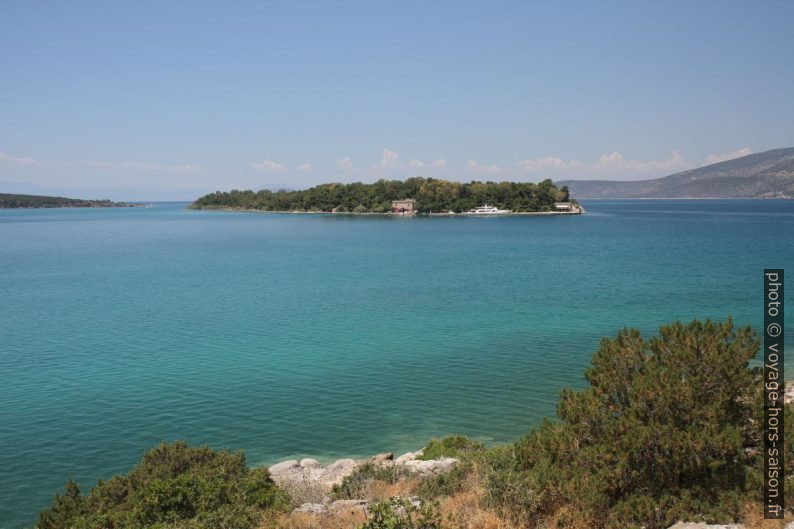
[1,200,792,528]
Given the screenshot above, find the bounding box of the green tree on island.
[189,177,571,213]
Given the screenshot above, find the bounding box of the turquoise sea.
[0,200,792,528]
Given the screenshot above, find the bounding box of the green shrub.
[37,441,290,529]
[470,445,542,524]
[358,498,443,529]
[418,436,483,461]
[513,318,776,529]
[331,463,409,500]
[417,462,472,499]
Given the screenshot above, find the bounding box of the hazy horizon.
[2,1,793,201]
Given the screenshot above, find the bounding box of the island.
[189,177,582,215]
[0,193,143,208]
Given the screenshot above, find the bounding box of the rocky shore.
[268,447,793,527]
[268,448,457,516]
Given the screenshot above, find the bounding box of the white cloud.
[398,156,447,171]
[294,163,312,171]
[0,151,41,166]
[465,160,502,174]
[249,159,285,171]
[337,157,353,170]
[81,160,199,172]
[706,147,752,165]
[379,148,399,168]
[591,150,691,174]
[517,156,581,172]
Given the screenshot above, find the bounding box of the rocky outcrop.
[292,497,422,517]
[292,499,369,516]
[269,457,360,491]
[269,449,458,492]
[269,448,459,513]
[402,456,458,476]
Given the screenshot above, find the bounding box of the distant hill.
[557,147,794,198]
[0,193,141,208]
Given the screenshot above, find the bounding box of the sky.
[1,1,793,200]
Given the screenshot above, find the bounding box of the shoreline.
[190,205,585,216]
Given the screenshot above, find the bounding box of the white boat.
[465,204,512,215]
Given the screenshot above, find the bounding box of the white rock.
[402,457,458,476]
[395,450,423,464]
[371,452,394,463]
[300,458,320,468]
[268,460,299,475]
[269,457,364,491]
[328,499,368,514]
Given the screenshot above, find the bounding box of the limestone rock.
[328,499,368,515]
[269,457,364,492]
[394,450,423,463]
[300,458,320,468]
[271,447,459,506]
[402,456,458,476]
[371,452,394,463]
[269,459,299,475]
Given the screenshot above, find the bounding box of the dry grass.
[264,510,366,529]
[740,501,791,529]
[539,505,599,529]
[440,490,512,529]
[367,477,421,501]
[278,480,328,505]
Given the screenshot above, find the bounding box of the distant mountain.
[0,193,141,208]
[558,147,794,199]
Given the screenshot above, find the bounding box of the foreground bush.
[512,318,793,528]
[331,463,410,500]
[37,441,289,529]
[358,499,443,529]
[418,435,484,461]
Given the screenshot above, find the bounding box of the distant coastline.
[0,193,144,209]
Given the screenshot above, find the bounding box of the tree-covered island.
[0,193,142,208]
[189,177,574,214]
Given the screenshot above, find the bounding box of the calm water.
[1,200,792,528]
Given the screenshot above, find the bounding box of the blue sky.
[1,1,793,200]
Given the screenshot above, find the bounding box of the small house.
[391,199,416,214]
[554,202,573,211]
